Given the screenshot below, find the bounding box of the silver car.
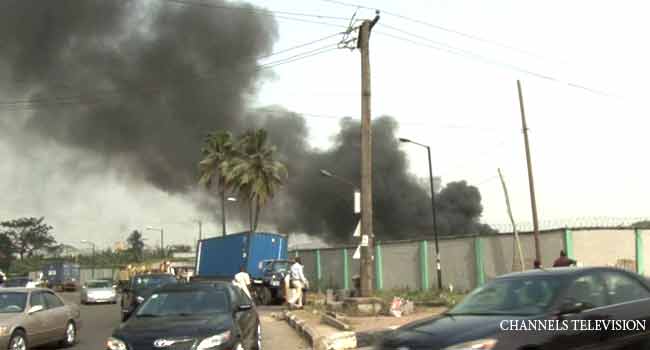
[81,280,117,304]
[0,288,81,350]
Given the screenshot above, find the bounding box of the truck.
[41,262,81,291]
[194,232,288,304]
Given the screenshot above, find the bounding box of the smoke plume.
[0,0,493,243]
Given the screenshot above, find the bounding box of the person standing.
[288,257,309,309]
[553,250,577,267]
[233,265,252,300]
[0,269,6,287]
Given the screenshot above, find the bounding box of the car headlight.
[0,325,10,336]
[443,338,498,350]
[136,296,145,303]
[197,331,232,349]
[106,337,128,350]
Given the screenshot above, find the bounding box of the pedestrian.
[553,250,577,267]
[0,269,6,287]
[233,265,252,300]
[287,257,309,309]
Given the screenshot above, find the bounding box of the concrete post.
[420,240,430,291]
[343,248,350,290]
[375,243,383,290]
[564,228,574,259]
[316,249,322,292]
[475,236,485,286]
[636,229,644,275]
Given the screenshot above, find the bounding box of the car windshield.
[87,281,112,288]
[4,278,29,287]
[0,292,28,313]
[132,276,177,291]
[271,262,290,273]
[136,289,229,317]
[448,277,563,316]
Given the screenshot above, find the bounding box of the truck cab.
[254,259,293,304]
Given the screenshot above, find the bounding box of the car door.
[598,271,650,349]
[230,286,258,349]
[548,273,610,349]
[42,291,68,339]
[25,292,50,346]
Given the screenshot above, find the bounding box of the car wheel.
[255,323,262,350]
[8,330,28,350]
[59,321,77,347]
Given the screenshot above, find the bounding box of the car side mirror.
[28,305,44,314]
[238,304,253,312]
[558,300,588,315]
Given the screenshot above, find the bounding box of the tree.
[224,129,288,232]
[0,217,56,260]
[127,230,145,262]
[199,130,237,235]
[0,233,14,270]
[632,221,650,229]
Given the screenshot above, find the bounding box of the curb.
[284,311,388,350]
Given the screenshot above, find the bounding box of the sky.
[1,0,649,249]
[249,0,650,229]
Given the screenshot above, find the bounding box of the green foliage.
[127,230,145,262]
[632,221,650,229]
[0,233,14,270]
[0,217,55,260]
[373,289,466,308]
[199,128,288,232]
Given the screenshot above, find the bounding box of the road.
[34,292,310,350]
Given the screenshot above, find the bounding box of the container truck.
[194,232,288,304]
[42,262,81,291]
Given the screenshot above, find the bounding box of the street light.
[146,226,164,258]
[80,240,96,279]
[319,169,358,189]
[399,137,442,290]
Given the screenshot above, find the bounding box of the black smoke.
[0,0,494,242]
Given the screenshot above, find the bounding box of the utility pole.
[517,80,541,266]
[358,13,379,297]
[221,191,226,236]
[498,168,525,272]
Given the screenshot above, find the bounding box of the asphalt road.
[33,291,309,350]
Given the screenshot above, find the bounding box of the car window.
[564,274,607,309]
[602,272,650,305]
[136,290,230,316]
[30,292,47,309]
[43,292,64,308]
[0,292,28,313]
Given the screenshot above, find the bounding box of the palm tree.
[199,130,236,236]
[224,129,288,232]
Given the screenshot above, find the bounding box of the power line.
[259,44,339,69]
[375,30,616,97]
[320,0,552,60]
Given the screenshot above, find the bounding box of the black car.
[107,282,261,350]
[120,273,177,321]
[377,267,650,350]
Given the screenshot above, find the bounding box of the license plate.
[270,281,280,287]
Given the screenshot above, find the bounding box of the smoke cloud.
[0,0,493,243]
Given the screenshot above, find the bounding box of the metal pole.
[161,229,164,259]
[426,147,442,290]
[517,80,542,265]
[221,190,226,236]
[92,244,95,279]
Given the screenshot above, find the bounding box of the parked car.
[376,267,650,350]
[120,273,177,322]
[0,287,81,349]
[108,281,260,350]
[1,277,39,289]
[81,280,117,304]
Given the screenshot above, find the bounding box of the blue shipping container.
[42,262,80,285]
[196,232,288,279]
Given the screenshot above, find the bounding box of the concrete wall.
[290,228,645,293]
[573,229,635,267]
[434,237,476,292]
[381,242,420,290]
